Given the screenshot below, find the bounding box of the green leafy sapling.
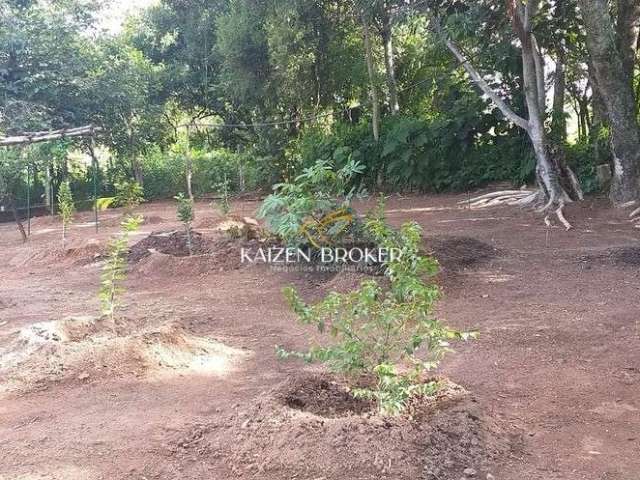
[257,158,365,247]
[175,193,195,255]
[214,173,231,216]
[100,215,143,325]
[278,203,477,415]
[57,181,75,245]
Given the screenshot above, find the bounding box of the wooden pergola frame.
[0,125,103,241]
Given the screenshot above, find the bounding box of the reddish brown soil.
[0,195,639,480]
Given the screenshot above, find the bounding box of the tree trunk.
[380,6,400,115]
[551,49,567,143]
[616,0,640,89]
[521,37,572,205]
[361,13,380,142]
[131,157,144,186]
[186,163,194,201]
[45,163,52,215]
[579,0,640,204]
[439,1,578,210]
[185,127,194,201]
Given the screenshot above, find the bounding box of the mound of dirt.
[0,318,249,396]
[195,216,221,229]
[611,247,640,265]
[132,235,266,277]
[426,235,501,271]
[179,374,518,480]
[65,241,104,265]
[129,230,210,262]
[143,215,166,225]
[578,246,640,267]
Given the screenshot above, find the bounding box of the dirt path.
[0,195,638,479]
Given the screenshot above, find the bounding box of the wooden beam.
[0,125,102,147]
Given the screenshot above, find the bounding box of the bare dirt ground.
[0,193,638,480]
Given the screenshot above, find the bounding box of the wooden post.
[26,163,31,237]
[88,131,99,233]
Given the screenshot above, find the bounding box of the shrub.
[114,180,144,210]
[57,181,75,244]
[257,158,365,247]
[140,147,186,199]
[100,215,143,323]
[277,206,476,415]
[286,115,534,192]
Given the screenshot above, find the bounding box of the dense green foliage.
[114,181,145,210]
[1,0,636,214]
[278,211,476,415]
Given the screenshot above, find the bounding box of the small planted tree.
[258,159,365,247]
[278,206,476,415]
[213,173,231,216]
[57,181,75,245]
[100,215,143,324]
[175,193,194,255]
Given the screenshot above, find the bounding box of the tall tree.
[579,0,640,204]
[434,0,581,226]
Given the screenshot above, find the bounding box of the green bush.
[285,115,535,192]
[277,206,476,415]
[114,180,144,209]
[139,146,267,200]
[566,140,606,195]
[140,147,187,199]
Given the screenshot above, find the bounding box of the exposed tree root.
[460,190,536,209]
[555,205,572,231]
[628,204,640,228]
[462,189,573,230]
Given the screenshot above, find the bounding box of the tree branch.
[531,35,546,114]
[434,20,530,131]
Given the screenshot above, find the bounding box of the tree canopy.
[2,0,640,219]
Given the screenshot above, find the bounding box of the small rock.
[463,468,477,477]
[77,372,90,381]
[486,474,496,480]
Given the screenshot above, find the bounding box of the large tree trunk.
[579,0,640,204]
[551,49,567,143]
[380,5,400,115]
[616,0,640,89]
[521,34,572,205]
[437,0,579,226]
[131,157,144,186]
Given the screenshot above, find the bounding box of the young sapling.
[57,181,75,245]
[175,193,195,255]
